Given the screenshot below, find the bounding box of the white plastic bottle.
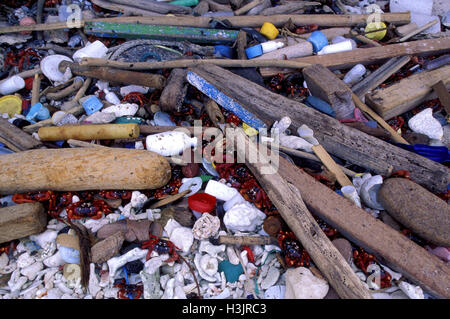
[317,40,353,55]
[145,131,197,156]
[260,41,285,53]
[104,88,121,105]
[255,40,313,60]
[204,180,239,201]
[0,75,25,95]
[72,40,108,62]
[343,64,367,85]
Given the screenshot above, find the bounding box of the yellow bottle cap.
[0,95,22,117]
[260,22,279,40]
[365,22,387,41]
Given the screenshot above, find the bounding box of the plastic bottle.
[317,40,353,55]
[245,41,285,59]
[343,64,367,85]
[0,76,25,95]
[254,40,313,60]
[306,30,328,53]
[104,89,121,105]
[145,131,197,156]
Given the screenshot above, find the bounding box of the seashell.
[284,267,329,299]
[198,240,226,258]
[360,175,385,210]
[30,230,58,249]
[194,253,218,282]
[223,202,266,233]
[43,251,65,268]
[20,261,43,281]
[36,241,57,261]
[192,213,220,240]
[63,263,81,286]
[261,266,280,290]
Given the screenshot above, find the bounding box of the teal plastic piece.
[200,175,213,183]
[169,0,199,6]
[114,116,145,124]
[218,260,244,283]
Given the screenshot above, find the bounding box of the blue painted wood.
[186,71,267,130]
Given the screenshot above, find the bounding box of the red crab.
[98,190,132,200]
[277,231,311,267]
[121,92,149,107]
[141,235,180,263]
[114,279,143,299]
[66,199,112,220]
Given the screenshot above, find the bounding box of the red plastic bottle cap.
[188,192,217,213]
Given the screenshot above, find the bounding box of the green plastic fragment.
[169,0,199,6]
[200,175,213,183]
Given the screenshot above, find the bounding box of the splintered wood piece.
[432,81,450,115]
[312,144,353,186]
[150,190,191,209]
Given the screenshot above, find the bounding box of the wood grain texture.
[38,124,140,141]
[0,148,171,194]
[0,203,47,244]
[276,155,450,299]
[366,65,450,120]
[189,64,450,192]
[235,129,372,299]
[260,38,450,77]
[0,118,43,151]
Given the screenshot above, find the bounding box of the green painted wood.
[84,21,239,44]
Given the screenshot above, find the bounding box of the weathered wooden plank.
[0,203,47,244]
[0,118,43,151]
[275,155,450,299]
[0,13,411,34]
[234,129,373,299]
[260,38,450,77]
[365,65,450,120]
[189,64,450,192]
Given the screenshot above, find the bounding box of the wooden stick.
[267,142,357,177]
[150,190,191,209]
[217,235,278,246]
[236,30,248,60]
[46,78,84,101]
[398,19,438,42]
[0,13,411,34]
[234,128,372,299]
[60,61,166,89]
[352,56,411,98]
[352,93,409,144]
[260,37,450,77]
[234,0,265,15]
[107,0,192,14]
[312,144,353,186]
[276,155,450,299]
[79,57,311,70]
[91,0,166,16]
[31,74,41,106]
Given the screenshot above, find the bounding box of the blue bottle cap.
[307,30,329,53]
[26,102,50,121]
[82,96,103,115]
[245,44,263,59]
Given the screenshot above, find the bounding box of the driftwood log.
[159,69,188,112]
[260,37,450,76]
[0,148,171,194]
[234,128,372,299]
[365,65,450,120]
[275,155,450,299]
[37,123,140,141]
[0,118,43,151]
[59,61,166,89]
[0,203,47,244]
[189,64,450,192]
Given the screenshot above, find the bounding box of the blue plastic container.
[26,102,50,121]
[245,44,263,59]
[307,31,329,53]
[82,96,103,115]
[215,45,235,59]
